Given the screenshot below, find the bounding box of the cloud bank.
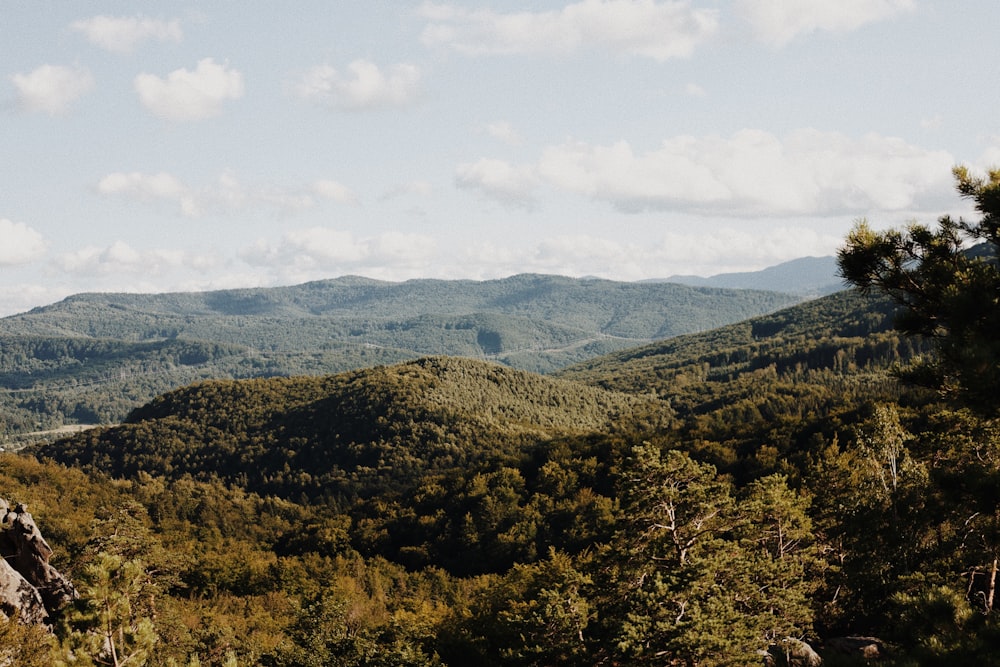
[738,0,916,47]
[419,0,718,60]
[460,129,954,215]
[294,60,422,111]
[242,228,438,278]
[55,241,220,277]
[0,219,47,266]
[96,172,356,216]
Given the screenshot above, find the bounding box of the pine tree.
[837,167,1000,414]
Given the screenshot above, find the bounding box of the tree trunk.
[988,558,997,613]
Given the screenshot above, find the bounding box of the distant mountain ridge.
[664,256,842,296]
[0,272,799,438]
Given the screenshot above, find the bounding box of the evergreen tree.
[55,552,159,667]
[838,166,1000,414]
[607,446,819,665]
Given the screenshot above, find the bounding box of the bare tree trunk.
[988,558,998,613]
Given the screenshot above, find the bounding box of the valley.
[0,244,997,665]
[0,272,802,441]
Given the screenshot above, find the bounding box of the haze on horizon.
[2,1,997,316]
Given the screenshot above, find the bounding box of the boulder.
[825,636,888,660]
[0,500,76,624]
[780,637,823,667]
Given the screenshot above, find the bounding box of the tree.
[605,445,821,665]
[53,501,181,667]
[735,474,822,651]
[56,552,158,667]
[460,548,592,666]
[0,611,57,666]
[837,166,1000,414]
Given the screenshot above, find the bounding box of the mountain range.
[0,264,823,440]
[8,249,995,664]
[663,255,842,296]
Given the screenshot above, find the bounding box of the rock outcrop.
[825,636,889,660]
[0,499,76,624]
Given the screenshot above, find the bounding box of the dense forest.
[1,281,992,664]
[0,274,800,440]
[2,173,999,664]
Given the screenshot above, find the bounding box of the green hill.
[0,274,797,438]
[21,283,1000,664]
[556,289,932,476]
[36,356,668,501]
[4,274,798,344]
[34,356,669,576]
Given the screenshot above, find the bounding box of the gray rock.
[825,636,888,660]
[0,501,77,624]
[780,637,823,667]
[0,558,47,624]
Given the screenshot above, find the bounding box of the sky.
[2,1,998,316]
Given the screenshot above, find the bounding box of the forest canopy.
[3,168,1000,665]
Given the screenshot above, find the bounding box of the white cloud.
[293,60,421,111]
[370,232,438,262]
[737,0,915,47]
[96,171,358,217]
[134,58,244,121]
[312,180,358,204]
[419,0,718,61]
[0,219,47,265]
[456,158,538,208]
[71,15,182,52]
[97,171,187,199]
[10,64,94,115]
[466,129,954,215]
[974,140,1000,174]
[460,226,843,280]
[55,241,221,277]
[0,284,72,317]
[484,120,523,145]
[241,228,437,277]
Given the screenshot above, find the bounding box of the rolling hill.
[24,280,998,664]
[35,356,670,502]
[0,273,798,439]
[556,288,932,477]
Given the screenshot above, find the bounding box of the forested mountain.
[10,210,1000,665]
[665,255,842,296]
[22,279,997,665]
[3,274,797,344]
[37,357,668,505]
[0,274,798,440]
[556,289,931,477]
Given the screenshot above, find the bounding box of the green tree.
[837,166,1000,413]
[55,552,159,667]
[461,548,592,666]
[0,611,57,666]
[735,474,822,651]
[272,589,440,667]
[607,446,819,665]
[610,445,753,665]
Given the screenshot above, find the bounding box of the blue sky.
[1,1,997,315]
